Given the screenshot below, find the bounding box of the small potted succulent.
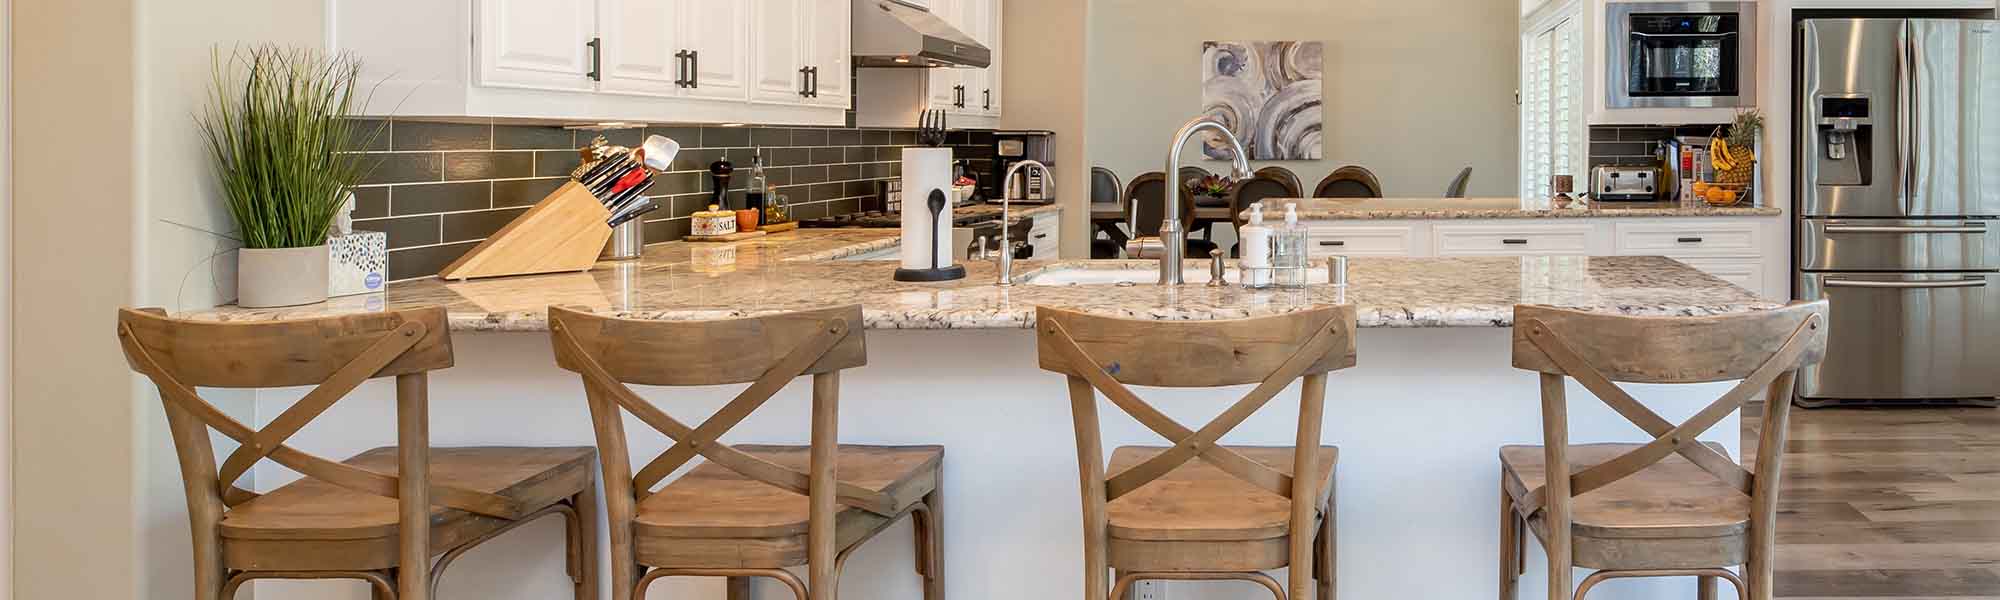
[198,45,376,307]
[1186,174,1235,206]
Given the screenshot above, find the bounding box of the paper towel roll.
[901,147,955,270]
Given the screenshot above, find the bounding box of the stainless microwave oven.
[1606,1,1757,109]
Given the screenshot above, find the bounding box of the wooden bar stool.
[548,305,943,600]
[116,307,598,600]
[1036,305,1357,600]
[1499,302,1830,600]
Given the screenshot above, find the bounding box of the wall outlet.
[1135,580,1166,600]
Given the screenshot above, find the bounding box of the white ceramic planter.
[238,245,330,307]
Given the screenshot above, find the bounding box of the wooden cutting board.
[684,230,769,243]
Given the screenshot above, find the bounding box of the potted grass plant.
[198,45,375,307]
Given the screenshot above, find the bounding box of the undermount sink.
[1022,266,1330,286]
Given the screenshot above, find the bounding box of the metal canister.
[601,219,644,260]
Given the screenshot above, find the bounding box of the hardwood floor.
[1745,403,2000,599]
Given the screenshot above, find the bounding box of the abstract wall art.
[1200,41,1324,161]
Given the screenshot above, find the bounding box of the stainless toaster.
[1592,166,1663,202]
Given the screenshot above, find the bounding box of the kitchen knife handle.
[1824,278,1988,290]
[587,38,602,82]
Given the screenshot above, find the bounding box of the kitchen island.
[191,229,1782,600]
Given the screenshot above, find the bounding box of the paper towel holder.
[894,188,968,282]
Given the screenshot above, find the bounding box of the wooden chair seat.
[1501,442,1750,570]
[632,444,943,568]
[218,446,596,571]
[1104,446,1336,572]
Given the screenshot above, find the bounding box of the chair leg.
[1316,492,1336,600]
[1698,575,1717,600]
[1499,480,1520,600]
[1546,540,1573,600]
[727,576,755,600]
[912,490,945,600]
[572,487,601,600]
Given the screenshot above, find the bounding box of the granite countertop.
[1248,197,1784,220]
[187,226,1780,331]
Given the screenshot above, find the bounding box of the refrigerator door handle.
[1899,23,1917,211]
[1823,224,1988,234]
[1824,278,1989,290]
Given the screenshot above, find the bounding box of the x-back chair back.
[1506,301,1829,600]
[549,305,885,600]
[1037,305,1358,600]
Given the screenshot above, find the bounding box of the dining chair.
[1127,172,1219,258]
[1313,166,1383,198]
[1229,166,1307,256]
[1500,301,1830,600]
[118,307,598,600]
[1093,166,1127,259]
[1037,305,1357,600]
[1445,167,1473,198]
[549,305,943,600]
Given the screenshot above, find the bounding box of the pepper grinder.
[708,155,735,210]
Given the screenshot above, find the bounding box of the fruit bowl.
[1695,182,1751,207]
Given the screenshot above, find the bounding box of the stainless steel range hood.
[853,0,991,68]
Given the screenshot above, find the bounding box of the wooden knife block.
[437,181,611,280]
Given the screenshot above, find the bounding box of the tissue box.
[328,231,387,297]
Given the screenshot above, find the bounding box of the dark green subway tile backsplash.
[349,119,991,282]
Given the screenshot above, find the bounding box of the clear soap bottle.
[1271,203,1310,288]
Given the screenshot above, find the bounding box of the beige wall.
[1087,0,1519,198]
[13,1,143,598]
[14,1,323,598]
[1003,0,1091,256]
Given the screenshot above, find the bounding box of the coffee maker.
[991,130,1055,204]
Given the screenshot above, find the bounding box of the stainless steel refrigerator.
[1796,18,2000,407]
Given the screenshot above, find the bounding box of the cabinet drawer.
[1433,224,1593,256]
[1674,257,1766,297]
[1615,223,1760,256]
[1027,213,1059,258]
[1307,226,1416,257]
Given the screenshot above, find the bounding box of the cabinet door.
[981,0,1002,116]
[750,0,810,104]
[807,0,852,106]
[595,0,680,96]
[925,0,962,110]
[681,0,750,100]
[477,0,598,91]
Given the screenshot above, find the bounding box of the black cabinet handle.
[688,50,699,88]
[587,38,602,82]
[1319,240,1345,246]
[673,50,689,87]
[984,89,992,110]
[799,66,811,97]
[1502,238,1529,245]
[1676,236,1704,243]
[810,67,820,97]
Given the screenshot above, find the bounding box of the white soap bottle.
[1239,202,1274,288]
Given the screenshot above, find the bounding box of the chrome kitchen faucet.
[1128,117,1251,285]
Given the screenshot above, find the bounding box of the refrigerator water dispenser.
[1815,96,1872,186]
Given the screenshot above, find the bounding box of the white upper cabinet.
[681,0,751,101]
[595,0,678,96]
[477,0,597,91]
[337,0,844,125]
[808,0,853,106]
[751,0,811,104]
[922,0,1002,120]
